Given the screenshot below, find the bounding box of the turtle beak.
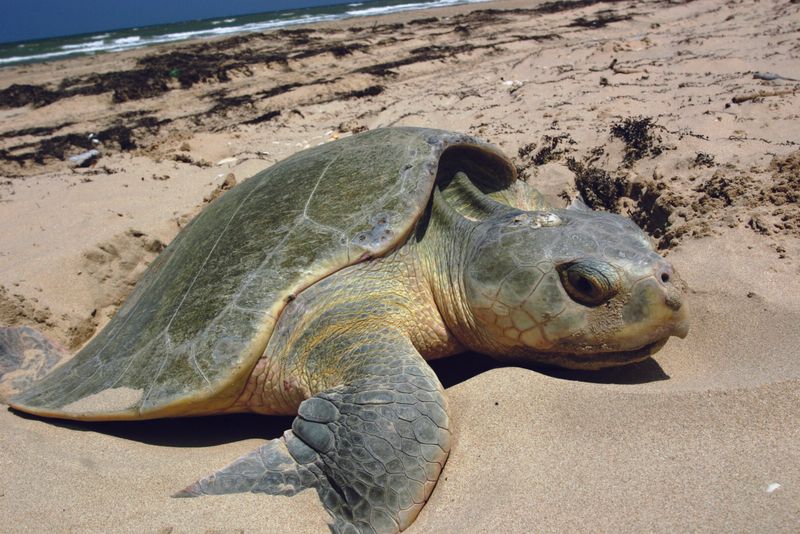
[672,312,690,339]
[658,263,689,339]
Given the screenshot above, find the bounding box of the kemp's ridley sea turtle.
[0,128,688,533]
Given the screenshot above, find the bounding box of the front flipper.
[179,337,451,534]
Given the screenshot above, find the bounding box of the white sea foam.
[113,36,142,45]
[61,39,107,51]
[0,50,94,64]
[347,0,489,17]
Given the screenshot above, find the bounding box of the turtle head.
[436,177,688,370]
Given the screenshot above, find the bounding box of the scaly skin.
[181,179,688,533]
[182,243,456,532]
[230,243,461,415]
[426,178,688,369]
[179,329,450,534]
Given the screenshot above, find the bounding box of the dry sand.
[1,0,799,531]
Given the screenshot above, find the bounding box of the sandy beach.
[1,0,799,531]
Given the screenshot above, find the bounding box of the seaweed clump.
[2,116,164,166]
[532,134,576,165]
[567,158,629,212]
[567,157,681,247]
[0,84,59,109]
[570,10,632,28]
[610,116,664,166]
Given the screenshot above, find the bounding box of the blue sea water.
[0,0,491,67]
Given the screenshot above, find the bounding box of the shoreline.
[0,0,526,71]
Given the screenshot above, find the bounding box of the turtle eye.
[558,260,619,307]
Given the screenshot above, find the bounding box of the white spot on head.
[534,212,562,228]
[510,212,562,229]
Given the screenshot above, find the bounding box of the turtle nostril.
[658,263,674,285]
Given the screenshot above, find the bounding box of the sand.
[1,0,798,531]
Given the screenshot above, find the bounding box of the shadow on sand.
[9,354,667,448]
[431,351,670,389]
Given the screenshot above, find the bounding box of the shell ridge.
[298,151,349,244]
[297,215,347,245]
[233,230,294,307]
[301,150,344,220]
[189,344,211,386]
[142,180,263,408]
[162,183,261,333]
[108,332,163,390]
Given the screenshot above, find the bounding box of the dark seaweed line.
[0,0,627,109]
[0,1,636,167]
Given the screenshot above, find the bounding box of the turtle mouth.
[548,337,671,370]
[555,313,690,370]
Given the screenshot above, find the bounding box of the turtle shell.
[11,127,515,420]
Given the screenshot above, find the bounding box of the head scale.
[437,176,688,370]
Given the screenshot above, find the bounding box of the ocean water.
[0,0,490,67]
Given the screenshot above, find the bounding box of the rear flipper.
[0,326,67,402]
[177,348,451,534]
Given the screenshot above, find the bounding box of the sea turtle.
[1,127,688,533]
